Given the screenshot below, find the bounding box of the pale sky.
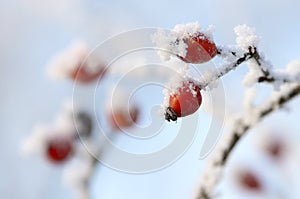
[1,0,300,198]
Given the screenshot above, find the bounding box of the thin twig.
[80,130,118,199]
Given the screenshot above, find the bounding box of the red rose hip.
[238,170,262,192]
[71,64,105,83]
[109,107,139,130]
[178,33,218,64]
[46,136,74,163]
[165,81,202,122]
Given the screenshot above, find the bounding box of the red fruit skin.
[265,138,285,160]
[46,137,73,163]
[178,33,218,64]
[169,82,202,117]
[110,107,139,130]
[71,65,105,83]
[239,171,262,191]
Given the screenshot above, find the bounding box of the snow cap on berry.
[21,102,79,156]
[162,64,199,112]
[152,22,214,61]
[47,40,104,81]
[21,125,54,156]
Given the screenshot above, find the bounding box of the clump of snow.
[63,136,108,199]
[172,22,201,37]
[152,22,214,62]
[273,60,300,87]
[152,28,187,61]
[54,102,78,136]
[234,25,260,52]
[199,25,215,42]
[242,59,264,87]
[161,64,195,110]
[21,102,78,156]
[47,40,105,81]
[285,60,300,79]
[21,125,53,156]
[161,64,190,109]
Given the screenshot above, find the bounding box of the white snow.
[152,28,187,61]
[234,25,260,52]
[272,59,300,88]
[47,40,105,81]
[21,102,78,156]
[285,60,300,78]
[21,125,53,155]
[243,87,256,112]
[197,67,221,89]
[161,63,192,110]
[63,134,109,199]
[242,59,264,87]
[172,22,201,35]
[54,102,78,136]
[63,155,94,199]
[152,22,214,62]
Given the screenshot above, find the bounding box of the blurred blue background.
[1,0,300,198]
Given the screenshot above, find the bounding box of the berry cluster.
[155,24,218,122]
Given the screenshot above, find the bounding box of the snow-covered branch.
[195,84,300,199]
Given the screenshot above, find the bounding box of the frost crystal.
[234,25,260,52]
